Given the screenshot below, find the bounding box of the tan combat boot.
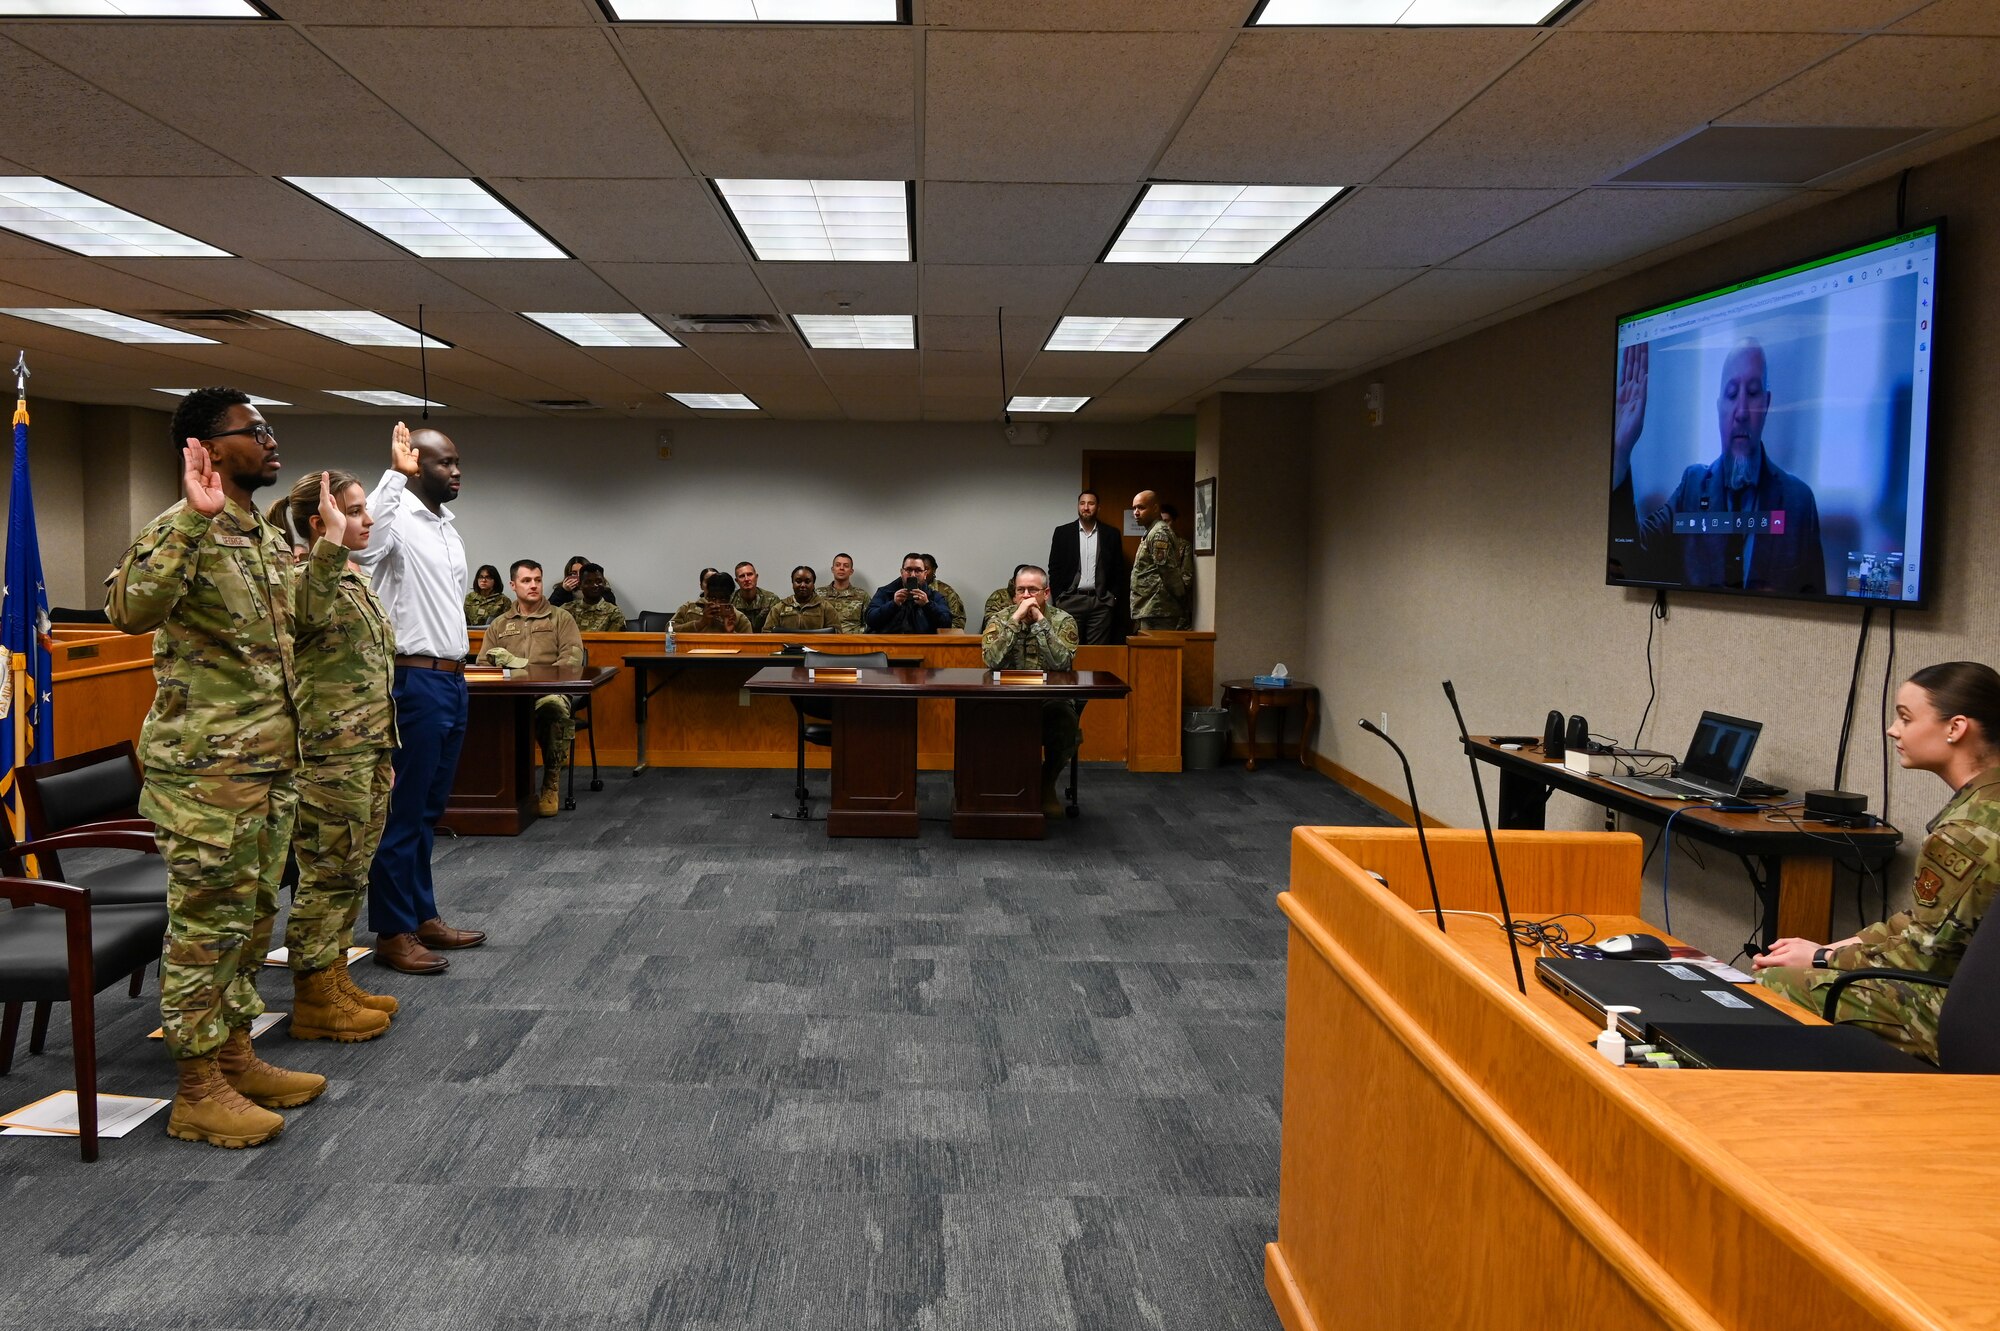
[538,768,563,816]
[166,1053,285,1148]
[217,1026,327,1108]
[333,954,399,1015]
[1040,773,1065,819]
[291,966,392,1042]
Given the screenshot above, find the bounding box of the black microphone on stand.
[1441,680,1528,994]
[1357,718,1446,934]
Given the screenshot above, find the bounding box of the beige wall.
[0,397,86,608]
[1207,394,1313,697]
[1303,136,2000,958]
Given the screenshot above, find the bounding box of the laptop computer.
[1646,1021,1941,1073]
[1535,957,1800,1042]
[1602,710,1762,801]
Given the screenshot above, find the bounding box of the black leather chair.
[48,607,110,625]
[15,742,162,908]
[774,648,889,821]
[1820,914,2000,1073]
[563,693,602,812]
[0,876,166,1161]
[634,610,670,634]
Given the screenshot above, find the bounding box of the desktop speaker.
[1565,714,1590,753]
[1543,709,1566,760]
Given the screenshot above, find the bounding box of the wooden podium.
[1268,827,2000,1331]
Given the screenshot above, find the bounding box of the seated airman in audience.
[731,561,780,632]
[767,565,843,633]
[821,553,867,633]
[920,554,966,629]
[464,563,510,626]
[981,565,1081,816]
[674,571,754,633]
[477,560,585,816]
[982,564,1032,630]
[547,554,617,608]
[565,563,626,632]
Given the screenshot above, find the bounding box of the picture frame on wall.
[1194,477,1216,555]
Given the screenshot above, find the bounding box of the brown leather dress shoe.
[417,917,487,950]
[373,932,449,974]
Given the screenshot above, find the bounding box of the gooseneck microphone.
[1357,718,1446,934]
[1441,680,1528,994]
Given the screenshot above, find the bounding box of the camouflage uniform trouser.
[1759,965,1944,1063]
[1131,615,1189,632]
[534,693,574,779]
[1040,701,1081,778]
[141,769,298,1060]
[285,749,394,974]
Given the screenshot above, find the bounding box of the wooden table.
[1220,678,1319,771]
[444,665,618,836]
[744,666,1129,839]
[1269,825,1999,1331]
[1463,735,1902,948]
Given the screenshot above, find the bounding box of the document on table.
[2,1091,169,1137]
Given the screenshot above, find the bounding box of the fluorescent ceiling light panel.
[325,389,443,408]
[0,307,215,344]
[1253,0,1565,23]
[1106,184,1344,265]
[0,177,230,257]
[793,314,915,349]
[714,179,910,262]
[605,0,898,18]
[667,392,758,411]
[522,312,682,348]
[157,388,290,406]
[1044,317,1182,353]
[282,177,564,259]
[256,309,450,348]
[0,1,264,14]
[1008,396,1089,414]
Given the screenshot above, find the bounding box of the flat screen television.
[1606,221,1940,607]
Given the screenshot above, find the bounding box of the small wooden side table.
[1220,679,1319,772]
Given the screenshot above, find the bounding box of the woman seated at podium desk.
[1752,660,2000,1063]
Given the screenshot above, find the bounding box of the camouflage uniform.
[463,589,511,626]
[1760,766,2000,1063]
[478,604,585,776]
[105,499,301,1060]
[286,539,398,974]
[765,596,841,634]
[1129,517,1193,630]
[566,598,628,633]
[820,586,868,634]
[981,602,1082,771]
[930,579,967,629]
[731,586,781,633]
[672,599,753,633]
[981,587,1012,630]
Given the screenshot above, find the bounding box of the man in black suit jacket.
[1046,489,1126,645]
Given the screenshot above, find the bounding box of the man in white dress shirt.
[1046,489,1125,645]
[352,423,487,975]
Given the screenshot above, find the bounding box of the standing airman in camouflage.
[766,565,842,633]
[105,387,323,1148]
[1755,661,2000,1063]
[266,468,399,1044]
[1128,489,1193,631]
[920,555,967,629]
[478,560,585,816]
[565,563,627,633]
[820,553,868,633]
[981,564,1082,817]
[730,562,781,632]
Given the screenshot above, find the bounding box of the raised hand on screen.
[1612,341,1649,490]
[182,439,225,517]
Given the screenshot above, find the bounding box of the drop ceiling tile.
[921,314,1057,353]
[925,31,1227,182]
[7,25,462,177]
[920,349,997,380]
[305,27,689,178]
[921,265,1087,315]
[1253,351,1365,372]
[1271,187,1572,269]
[811,349,921,376]
[0,259,219,310]
[1450,187,1795,270]
[426,261,631,311]
[0,36,245,177]
[734,375,843,416]
[1065,265,1250,318]
[826,374,922,406]
[589,263,774,313]
[1723,36,2000,127]
[1009,374,1123,397]
[753,263,918,314]
[1018,350,1145,379]
[1158,29,1538,183]
[616,27,917,178]
[923,396,1000,420]
[925,0,1256,29]
[260,261,497,313]
[1344,268,1593,322]
[490,179,745,264]
[923,183,1137,265]
[1205,268,1420,320]
[922,375,1000,399]
[1120,352,1259,383]
[88,259,353,310]
[1280,318,1461,361]
[1563,0,1919,31]
[1160,318,1327,358]
[1894,0,2000,34]
[65,177,408,263]
[680,338,816,375]
[1378,31,1847,188]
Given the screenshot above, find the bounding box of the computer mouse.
[1598,933,1672,961]
[1497,742,1522,751]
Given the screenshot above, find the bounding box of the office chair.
[563,694,602,811]
[1819,913,2000,1073]
[634,610,669,634]
[773,647,889,821]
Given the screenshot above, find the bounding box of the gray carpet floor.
[0,763,1395,1331]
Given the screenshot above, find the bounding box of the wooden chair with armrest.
[1819,916,2000,1073]
[773,647,890,822]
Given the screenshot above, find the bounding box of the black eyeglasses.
[201,423,278,444]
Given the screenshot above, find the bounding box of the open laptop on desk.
[1601,710,1761,801]
[1536,956,1799,1042]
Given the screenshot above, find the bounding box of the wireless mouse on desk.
[1597,933,1672,960]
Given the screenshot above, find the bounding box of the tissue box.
[1251,675,1289,687]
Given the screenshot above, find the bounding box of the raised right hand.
[1612,342,1648,488]
[315,470,348,545]
[181,439,225,517]
[390,420,420,477]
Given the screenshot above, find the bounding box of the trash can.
[1183,706,1229,770]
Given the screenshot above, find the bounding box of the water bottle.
[663,622,676,655]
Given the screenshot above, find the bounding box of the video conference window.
[1607,225,1938,607]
